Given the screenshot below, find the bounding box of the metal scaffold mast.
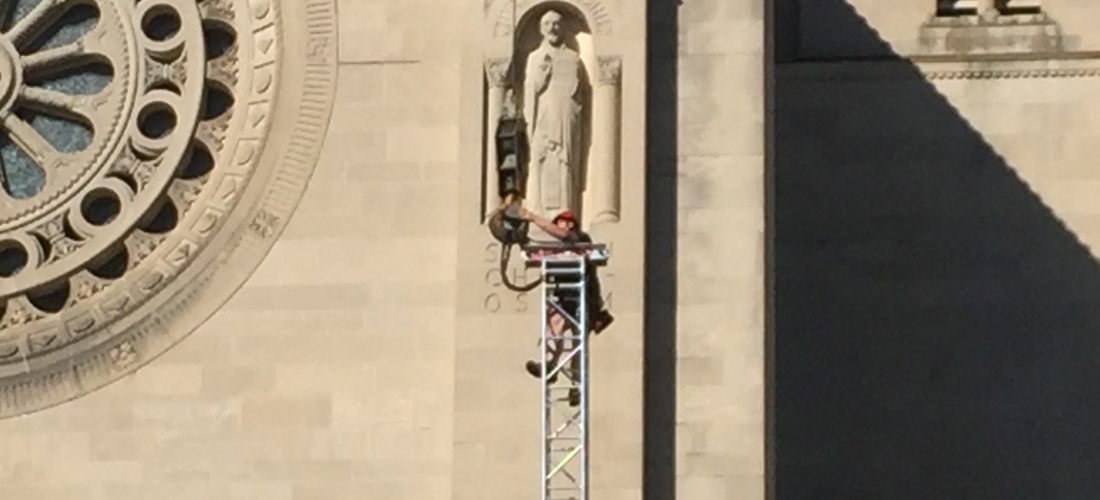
[524,244,609,500]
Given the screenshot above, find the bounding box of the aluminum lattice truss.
[539,255,589,500]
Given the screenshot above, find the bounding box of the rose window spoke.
[1,112,53,165]
[22,40,85,77]
[6,0,67,49]
[19,85,93,121]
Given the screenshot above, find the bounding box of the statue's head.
[539,10,564,46]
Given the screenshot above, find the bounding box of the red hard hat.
[552,210,577,223]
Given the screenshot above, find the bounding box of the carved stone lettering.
[483,291,530,314]
[484,293,502,313]
[485,242,500,263]
[485,268,502,287]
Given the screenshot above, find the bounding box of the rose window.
[0,0,338,418]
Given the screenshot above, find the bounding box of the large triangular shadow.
[775,2,1100,499]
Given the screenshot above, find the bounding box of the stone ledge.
[918,12,1073,57]
[777,55,1100,82]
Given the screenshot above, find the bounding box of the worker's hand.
[517,205,533,221]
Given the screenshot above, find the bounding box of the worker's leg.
[526,307,567,380]
[546,311,567,366]
[586,268,614,334]
[587,266,605,312]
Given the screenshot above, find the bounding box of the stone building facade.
[0,0,1093,498]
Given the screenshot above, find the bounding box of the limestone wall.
[675,0,767,498]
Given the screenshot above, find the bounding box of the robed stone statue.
[523,10,589,218]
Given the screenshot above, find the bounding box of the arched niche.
[482,0,623,227]
[484,0,616,52]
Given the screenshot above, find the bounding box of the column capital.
[485,57,511,88]
[596,56,622,86]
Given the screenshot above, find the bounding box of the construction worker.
[518,207,614,388]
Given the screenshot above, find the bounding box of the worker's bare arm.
[520,206,570,239]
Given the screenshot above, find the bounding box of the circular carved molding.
[0,0,338,418]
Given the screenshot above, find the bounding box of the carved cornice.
[596,55,621,86]
[777,55,1100,83]
[924,67,1100,80]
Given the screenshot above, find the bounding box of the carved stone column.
[484,57,509,219]
[586,55,621,225]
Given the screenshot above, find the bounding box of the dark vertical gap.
[774,0,801,63]
[764,0,778,499]
[643,0,678,497]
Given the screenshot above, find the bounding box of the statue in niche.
[521,9,590,219]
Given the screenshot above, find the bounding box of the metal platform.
[522,242,609,267]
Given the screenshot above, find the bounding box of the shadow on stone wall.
[644,0,678,497]
[775,2,1100,499]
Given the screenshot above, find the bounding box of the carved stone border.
[485,0,615,38]
[777,56,1100,83]
[0,0,339,419]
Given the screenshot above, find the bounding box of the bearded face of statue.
[540,11,563,46]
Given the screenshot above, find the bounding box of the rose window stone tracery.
[0,0,338,418]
